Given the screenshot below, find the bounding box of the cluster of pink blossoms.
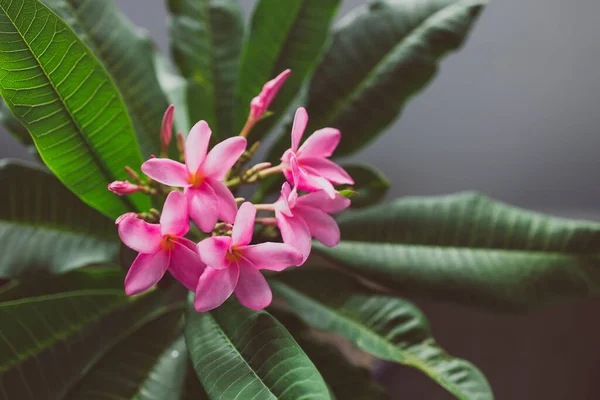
[109,70,353,312]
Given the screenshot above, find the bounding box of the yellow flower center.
[225,246,243,263]
[188,172,205,188]
[160,235,176,252]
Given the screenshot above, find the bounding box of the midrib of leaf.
[58,302,185,399]
[0,1,136,211]
[315,0,482,128]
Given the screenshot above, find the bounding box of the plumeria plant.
[0,1,598,399]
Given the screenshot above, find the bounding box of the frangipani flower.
[117,191,205,296]
[280,107,354,198]
[161,104,175,154]
[249,69,291,121]
[141,120,246,232]
[195,202,303,312]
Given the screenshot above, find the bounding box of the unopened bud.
[124,166,141,183]
[108,180,141,196]
[249,69,291,121]
[161,105,175,154]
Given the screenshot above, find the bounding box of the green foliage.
[314,192,600,311]
[342,164,391,208]
[0,0,149,218]
[0,160,118,278]
[167,0,244,140]
[185,297,331,399]
[272,269,493,400]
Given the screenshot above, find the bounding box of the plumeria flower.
[141,121,246,232]
[117,191,205,295]
[280,107,354,198]
[160,104,175,154]
[195,202,303,312]
[249,69,291,122]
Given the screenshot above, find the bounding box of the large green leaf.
[235,0,340,142]
[267,0,485,159]
[42,0,172,158]
[342,164,390,208]
[185,297,331,399]
[271,269,493,400]
[0,160,118,278]
[0,268,189,399]
[0,0,148,218]
[314,192,600,311]
[167,0,244,140]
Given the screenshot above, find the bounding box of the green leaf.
[0,160,119,279]
[185,297,331,399]
[167,0,244,140]
[314,192,600,311]
[235,0,340,142]
[42,0,172,158]
[0,0,149,218]
[343,164,390,208]
[271,269,493,400]
[0,268,188,399]
[267,0,486,159]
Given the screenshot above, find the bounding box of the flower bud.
[161,105,175,154]
[249,69,291,121]
[108,180,141,196]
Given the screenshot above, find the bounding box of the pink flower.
[117,191,205,296]
[141,121,246,232]
[249,69,291,121]
[161,104,175,153]
[108,180,140,196]
[195,202,303,312]
[280,107,353,198]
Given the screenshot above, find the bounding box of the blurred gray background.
[2,0,600,398]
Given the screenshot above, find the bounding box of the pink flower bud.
[249,69,291,121]
[108,180,140,196]
[161,105,175,152]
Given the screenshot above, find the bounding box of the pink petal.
[291,107,308,152]
[234,262,272,310]
[168,241,205,292]
[301,158,354,185]
[297,128,341,158]
[295,205,340,247]
[276,212,312,262]
[194,265,240,312]
[160,191,189,237]
[206,178,238,224]
[296,169,337,198]
[197,236,232,270]
[124,251,170,296]
[201,136,247,180]
[118,216,162,254]
[186,185,219,233]
[296,190,351,214]
[250,69,291,120]
[141,158,189,187]
[241,242,303,271]
[161,105,175,149]
[232,202,256,247]
[177,237,198,252]
[185,120,211,174]
[277,183,294,217]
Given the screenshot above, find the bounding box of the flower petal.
[291,107,308,152]
[186,185,219,233]
[234,262,272,310]
[301,157,354,185]
[124,251,170,296]
[160,191,189,237]
[298,128,341,158]
[168,241,205,292]
[296,168,337,198]
[185,120,211,174]
[202,136,247,180]
[206,178,238,224]
[141,158,189,187]
[295,205,340,247]
[118,216,162,254]
[232,202,256,247]
[197,236,232,270]
[241,242,303,271]
[296,190,351,214]
[194,265,239,312]
[276,212,312,262]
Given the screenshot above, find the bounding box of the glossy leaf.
[235,0,340,142]
[0,268,188,399]
[168,0,244,140]
[0,160,118,278]
[185,297,331,399]
[342,164,390,208]
[314,192,600,311]
[271,269,493,400]
[0,0,148,218]
[267,0,486,159]
[42,0,172,158]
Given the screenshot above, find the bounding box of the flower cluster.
[109,71,353,312]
